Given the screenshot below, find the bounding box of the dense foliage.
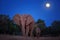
[0,14,22,35]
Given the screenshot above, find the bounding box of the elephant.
[35,27,41,37]
[13,14,35,36]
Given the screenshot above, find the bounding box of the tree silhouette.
[50,21,60,36]
[0,14,22,35]
[41,20,60,37]
[36,19,46,30]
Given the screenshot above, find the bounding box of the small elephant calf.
[35,27,41,38]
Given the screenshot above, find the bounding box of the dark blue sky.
[0,0,60,26]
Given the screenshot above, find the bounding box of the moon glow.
[46,3,50,8]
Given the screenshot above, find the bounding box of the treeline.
[0,14,22,35]
[0,14,60,37]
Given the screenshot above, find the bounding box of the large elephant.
[13,14,35,36]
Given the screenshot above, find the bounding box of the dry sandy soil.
[0,34,60,40]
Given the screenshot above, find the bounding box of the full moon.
[46,3,50,8]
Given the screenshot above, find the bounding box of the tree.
[0,14,10,34]
[33,19,46,37]
[42,20,60,37]
[36,19,46,30]
[8,20,22,35]
[0,14,22,35]
[50,21,60,36]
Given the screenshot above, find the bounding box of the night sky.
[0,0,60,26]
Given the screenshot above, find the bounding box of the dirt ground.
[0,34,60,40]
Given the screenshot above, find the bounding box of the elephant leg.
[29,23,34,37]
[25,25,29,36]
[21,21,25,36]
[30,28,34,37]
[22,26,25,36]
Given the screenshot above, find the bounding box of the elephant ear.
[13,14,20,25]
[26,15,34,25]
